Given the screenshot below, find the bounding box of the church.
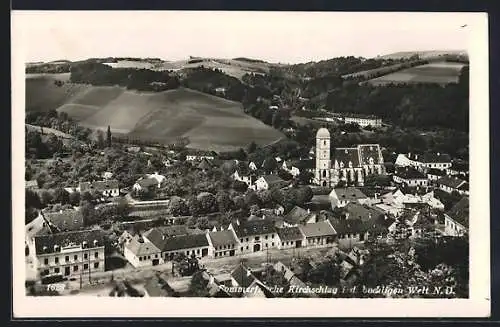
[314,128,386,187]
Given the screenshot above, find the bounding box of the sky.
[12,11,477,64]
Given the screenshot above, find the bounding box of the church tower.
[315,128,331,187]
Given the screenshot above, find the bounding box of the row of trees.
[69,62,180,92]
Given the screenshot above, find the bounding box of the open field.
[364,62,467,86]
[376,50,468,60]
[26,76,284,151]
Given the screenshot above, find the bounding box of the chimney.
[307,208,311,214]
[236,219,240,226]
[345,212,349,220]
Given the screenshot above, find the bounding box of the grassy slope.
[25,77,284,151]
[365,62,466,86]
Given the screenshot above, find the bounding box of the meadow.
[25,75,284,152]
[365,62,467,86]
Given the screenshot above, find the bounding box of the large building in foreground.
[314,128,385,187]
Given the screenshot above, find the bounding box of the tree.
[297,170,313,185]
[244,190,261,207]
[80,200,97,226]
[246,141,258,154]
[68,191,81,206]
[96,130,106,149]
[40,190,53,206]
[188,271,210,297]
[53,187,70,205]
[262,158,278,174]
[186,216,198,228]
[197,217,210,230]
[257,190,273,207]
[249,204,260,216]
[233,195,247,210]
[232,180,248,193]
[169,196,189,216]
[296,186,313,205]
[26,189,42,209]
[262,266,290,293]
[364,174,391,187]
[198,192,217,214]
[106,125,112,148]
[116,198,132,218]
[188,196,202,216]
[216,191,233,213]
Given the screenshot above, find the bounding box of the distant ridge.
[375,50,468,60]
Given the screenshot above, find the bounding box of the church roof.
[334,148,360,167]
[316,128,330,138]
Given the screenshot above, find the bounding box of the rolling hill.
[25,75,284,152]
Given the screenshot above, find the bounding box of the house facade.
[33,229,106,280]
[444,197,469,236]
[393,167,428,187]
[144,228,211,261]
[340,113,382,128]
[207,230,239,258]
[298,220,336,248]
[123,235,163,267]
[395,153,452,172]
[78,179,120,197]
[254,175,287,191]
[229,220,280,254]
[437,176,469,195]
[276,227,305,249]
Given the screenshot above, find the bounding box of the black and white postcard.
[12,11,490,317]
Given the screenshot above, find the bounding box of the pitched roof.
[148,225,189,238]
[136,177,159,188]
[209,230,238,248]
[329,218,366,234]
[198,158,214,170]
[450,160,469,172]
[25,180,39,188]
[331,187,368,201]
[232,219,277,238]
[427,168,447,176]
[276,226,304,241]
[422,152,451,163]
[42,209,84,232]
[260,175,286,187]
[125,236,161,256]
[284,206,313,225]
[34,229,106,255]
[446,197,469,228]
[333,148,360,167]
[299,221,336,238]
[79,179,119,192]
[358,144,383,165]
[395,167,427,179]
[231,264,257,288]
[437,176,467,189]
[344,203,385,222]
[161,233,209,252]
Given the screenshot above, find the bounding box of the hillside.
[377,50,468,60]
[25,75,284,151]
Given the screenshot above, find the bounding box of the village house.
[25,180,39,190]
[395,152,452,172]
[283,206,317,227]
[144,228,210,261]
[393,166,429,188]
[329,218,368,248]
[329,187,369,209]
[298,220,336,248]
[447,160,469,177]
[215,87,226,96]
[197,158,216,172]
[132,172,166,192]
[254,175,288,191]
[281,160,301,177]
[102,171,113,180]
[232,169,256,187]
[427,168,447,182]
[248,161,258,171]
[437,176,469,195]
[444,197,469,237]
[78,179,120,197]
[207,230,239,258]
[230,264,273,298]
[33,229,106,280]
[124,234,163,267]
[338,113,382,128]
[229,219,279,254]
[276,226,305,250]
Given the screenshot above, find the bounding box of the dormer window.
[54,245,60,252]
[93,240,98,247]
[43,246,48,253]
[82,241,88,249]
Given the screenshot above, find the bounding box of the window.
[65,256,69,262]
[94,262,99,269]
[95,252,98,258]
[272,242,274,247]
[44,258,48,265]
[281,242,283,246]
[265,243,268,248]
[215,253,218,257]
[54,267,60,273]
[240,239,243,243]
[255,236,260,241]
[155,254,158,258]
[73,265,78,272]
[55,257,59,264]
[148,255,151,260]
[43,269,49,276]
[139,257,142,261]
[240,247,243,251]
[246,238,249,242]
[74,255,78,261]
[84,264,88,270]
[272,234,275,238]
[246,246,249,250]
[265,235,268,240]
[84,253,88,260]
